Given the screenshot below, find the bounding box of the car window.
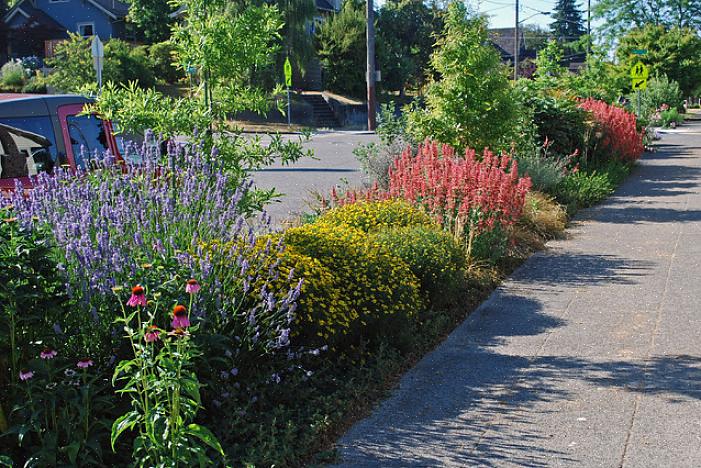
[66,114,110,169]
[0,116,62,179]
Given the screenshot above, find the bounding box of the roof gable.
[3,0,129,24]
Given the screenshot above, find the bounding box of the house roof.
[90,0,130,19]
[5,4,67,34]
[488,27,527,60]
[4,0,129,25]
[316,0,336,12]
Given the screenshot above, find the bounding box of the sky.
[470,0,600,31]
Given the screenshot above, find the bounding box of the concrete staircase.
[302,93,339,128]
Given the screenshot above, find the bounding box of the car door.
[57,103,120,170]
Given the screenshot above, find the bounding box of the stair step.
[301,94,339,128]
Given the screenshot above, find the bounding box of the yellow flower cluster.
[318,199,433,233]
[284,221,423,347]
[372,225,466,309]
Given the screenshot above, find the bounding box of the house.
[488,27,536,78]
[3,0,130,59]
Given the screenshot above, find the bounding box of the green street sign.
[632,49,648,55]
[284,56,292,88]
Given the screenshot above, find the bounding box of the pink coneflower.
[185,279,201,294]
[171,305,190,329]
[19,369,34,381]
[126,285,147,307]
[77,358,94,369]
[144,325,160,343]
[40,347,57,360]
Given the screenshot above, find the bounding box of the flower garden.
[0,88,649,465]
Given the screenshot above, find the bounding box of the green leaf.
[110,411,140,451]
[65,441,81,465]
[0,455,12,467]
[184,424,224,455]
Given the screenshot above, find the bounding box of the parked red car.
[0,94,122,191]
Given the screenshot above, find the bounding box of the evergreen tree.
[550,0,586,45]
[315,0,366,96]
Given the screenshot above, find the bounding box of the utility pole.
[366,0,377,131]
[514,0,519,81]
[587,0,591,58]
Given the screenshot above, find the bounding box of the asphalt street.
[332,123,701,467]
[251,131,377,225]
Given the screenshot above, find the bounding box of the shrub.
[518,85,588,158]
[284,222,423,347]
[203,238,350,349]
[660,108,683,128]
[319,199,432,232]
[636,75,684,117]
[520,192,567,239]
[148,41,183,84]
[372,225,465,309]
[0,59,26,90]
[579,98,644,164]
[554,162,630,210]
[514,143,570,194]
[353,105,413,189]
[21,76,47,94]
[47,34,157,92]
[103,40,156,88]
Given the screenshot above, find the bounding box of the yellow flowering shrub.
[318,199,432,233]
[371,225,466,309]
[283,222,423,346]
[201,237,353,348]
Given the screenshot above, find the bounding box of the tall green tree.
[407,2,519,151]
[273,0,316,76]
[315,0,366,96]
[594,0,701,40]
[616,24,701,96]
[126,0,175,43]
[376,0,442,95]
[550,0,586,47]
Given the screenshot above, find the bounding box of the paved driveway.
[252,131,377,225]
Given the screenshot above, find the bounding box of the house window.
[78,23,95,37]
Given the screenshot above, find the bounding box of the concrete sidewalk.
[333,123,701,467]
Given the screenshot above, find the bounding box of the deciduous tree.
[594,0,701,40]
[615,24,701,96]
[407,2,519,151]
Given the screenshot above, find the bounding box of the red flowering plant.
[111,279,225,466]
[579,98,645,164]
[330,140,532,262]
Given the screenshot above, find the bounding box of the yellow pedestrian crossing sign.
[284,57,292,88]
[632,78,647,90]
[630,62,648,80]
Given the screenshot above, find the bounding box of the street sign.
[91,35,104,89]
[630,62,648,80]
[284,56,292,88]
[632,78,647,90]
[632,49,648,55]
